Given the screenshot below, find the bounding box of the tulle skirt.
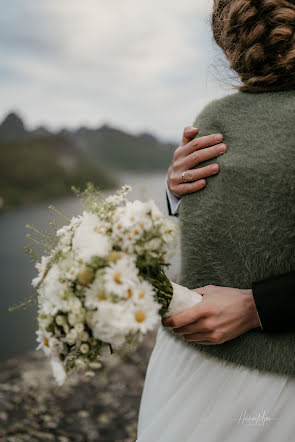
[136,326,295,442]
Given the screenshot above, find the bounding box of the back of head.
[212,0,295,92]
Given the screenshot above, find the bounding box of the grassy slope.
[76,127,175,171]
[0,135,116,210]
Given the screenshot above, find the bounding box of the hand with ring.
[168,126,227,198]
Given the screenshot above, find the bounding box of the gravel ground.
[0,328,158,442]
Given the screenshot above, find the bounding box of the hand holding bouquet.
[29,184,202,385]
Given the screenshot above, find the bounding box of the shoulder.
[193,90,295,133]
[192,92,243,128]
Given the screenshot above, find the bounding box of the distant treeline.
[0,113,176,211]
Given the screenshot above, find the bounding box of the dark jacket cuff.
[252,271,295,332]
[166,192,179,217]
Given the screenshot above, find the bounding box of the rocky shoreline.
[0,328,158,442]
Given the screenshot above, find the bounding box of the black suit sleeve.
[252,271,295,332]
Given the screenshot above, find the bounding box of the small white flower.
[36,330,64,357]
[84,274,106,309]
[37,311,52,329]
[105,194,123,206]
[32,256,51,288]
[75,359,87,369]
[51,357,67,386]
[144,238,162,252]
[90,302,133,347]
[160,218,177,243]
[145,200,163,221]
[68,313,77,326]
[81,331,89,342]
[36,330,52,356]
[55,315,66,326]
[74,323,84,334]
[67,297,82,314]
[72,211,112,263]
[61,260,81,282]
[80,343,89,354]
[37,265,69,315]
[66,328,78,345]
[89,361,102,369]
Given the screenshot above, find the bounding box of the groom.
[162,126,295,343]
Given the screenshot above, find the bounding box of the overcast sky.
[0,0,234,141]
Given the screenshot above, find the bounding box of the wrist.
[242,289,261,330]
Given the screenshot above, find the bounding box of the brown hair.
[211,0,295,92]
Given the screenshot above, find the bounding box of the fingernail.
[215,134,223,142]
[212,164,219,172]
[218,144,226,153]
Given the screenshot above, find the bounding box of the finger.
[172,179,207,197]
[161,304,206,329]
[181,143,227,170]
[176,164,220,184]
[184,333,214,342]
[183,133,223,156]
[186,340,215,345]
[173,319,210,334]
[181,126,199,146]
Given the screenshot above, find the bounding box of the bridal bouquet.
[27,184,202,385]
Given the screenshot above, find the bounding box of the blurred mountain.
[0,121,115,210]
[0,112,176,210]
[0,112,28,142]
[68,123,175,171]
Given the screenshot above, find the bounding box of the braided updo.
[212,0,295,92]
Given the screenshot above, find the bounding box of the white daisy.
[133,279,156,304]
[36,329,64,357]
[129,297,161,334]
[59,256,81,282]
[145,200,164,222]
[84,274,107,309]
[72,211,112,263]
[104,255,139,297]
[90,302,133,348]
[159,218,177,243]
[105,194,124,206]
[56,215,81,238]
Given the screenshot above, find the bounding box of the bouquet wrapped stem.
[137,261,202,318]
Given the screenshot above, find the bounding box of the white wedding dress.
[136,325,295,442]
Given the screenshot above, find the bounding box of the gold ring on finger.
[182,171,188,182]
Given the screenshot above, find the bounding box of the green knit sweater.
[163,90,295,377]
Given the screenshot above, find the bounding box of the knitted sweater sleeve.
[189,96,295,334]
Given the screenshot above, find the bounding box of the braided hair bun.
[212,0,295,92]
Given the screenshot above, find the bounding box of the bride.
[136,1,295,441]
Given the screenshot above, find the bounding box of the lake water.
[0,172,180,362]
